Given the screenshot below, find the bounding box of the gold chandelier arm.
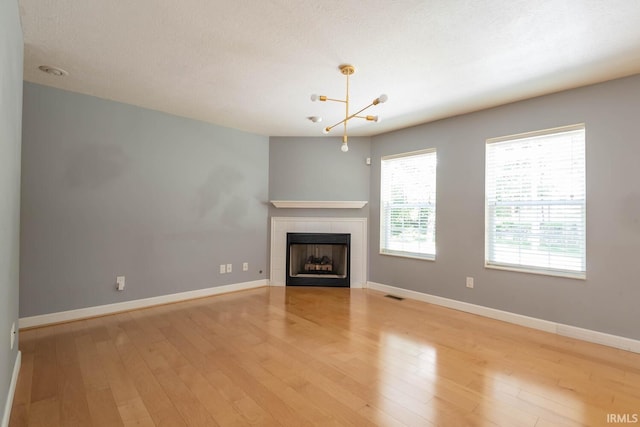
[324,97,346,103]
[324,119,348,133]
[324,101,376,132]
[348,101,376,121]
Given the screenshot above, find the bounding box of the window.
[485,124,586,278]
[380,149,437,260]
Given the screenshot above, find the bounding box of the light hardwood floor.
[9,287,640,426]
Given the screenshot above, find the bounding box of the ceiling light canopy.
[310,64,387,152]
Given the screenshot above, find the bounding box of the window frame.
[484,124,586,279]
[380,148,437,261]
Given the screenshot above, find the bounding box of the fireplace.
[286,232,351,287]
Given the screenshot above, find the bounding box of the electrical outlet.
[220,264,226,274]
[466,277,474,288]
[226,263,232,273]
[116,276,125,291]
[10,322,16,350]
[243,262,249,271]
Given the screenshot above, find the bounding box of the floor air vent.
[384,294,404,301]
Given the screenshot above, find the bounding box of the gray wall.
[370,74,640,340]
[0,0,23,421]
[268,136,372,277]
[20,83,269,317]
[268,136,371,219]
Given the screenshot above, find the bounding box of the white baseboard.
[2,351,21,427]
[367,281,640,354]
[19,280,268,329]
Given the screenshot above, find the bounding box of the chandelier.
[309,64,387,152]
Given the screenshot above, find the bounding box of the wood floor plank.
[55,360,93,426]
[201,364,277,425]
[116,396,153,425]
[85,388,125,427]
[25,397,60,427]
[11,287,640,427]
[94,339,143,406]
[74,334,110,392]
[112,339,187,427]
[154,366,221,426]
[29,335,57,403]
[205,346,305,426]
[174,363,251,426]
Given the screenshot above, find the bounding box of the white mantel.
[270,217,367,288]
[270,200,367,209]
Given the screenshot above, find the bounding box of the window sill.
[485,263,586,280]
[270,200,367,209]
[379,251,435,262]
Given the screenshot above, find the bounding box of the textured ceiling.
[19,0,640,138]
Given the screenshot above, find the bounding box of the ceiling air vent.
[38,65,68,77]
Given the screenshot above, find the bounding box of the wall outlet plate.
[226,263,232,273]
[466,277,474,288]
[220,264,226,274]
[116,276,125,291]
[10,322,16,350]
[243,262,249,271]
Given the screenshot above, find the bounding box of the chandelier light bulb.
[341,143,349,152]
[378,94,388,103]
[310,94,318,102]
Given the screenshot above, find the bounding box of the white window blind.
[485,124,586,278]
[380,149,437,259]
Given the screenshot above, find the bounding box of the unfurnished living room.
[2,1,640,426]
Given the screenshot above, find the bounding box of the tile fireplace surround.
[270,217,367,287]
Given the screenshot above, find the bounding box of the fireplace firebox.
[286,233,351,287]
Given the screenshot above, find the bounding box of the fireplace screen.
[286,233,350,287]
